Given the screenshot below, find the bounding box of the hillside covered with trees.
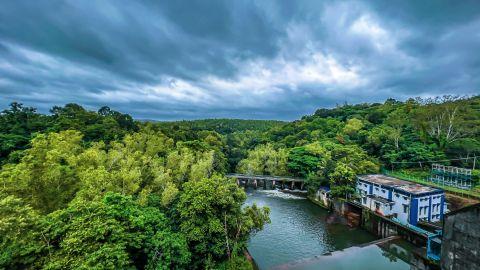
[0,95,479,268]
[236,96,480,196]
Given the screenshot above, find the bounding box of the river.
[245,189,415,270]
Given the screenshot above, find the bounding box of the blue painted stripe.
[388,189,393,201]
[409,198,418,226]
[428,196,432,222]
[440,195,445,220]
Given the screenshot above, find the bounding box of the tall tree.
[237,144,288,176]
[414,96,473,148]
[177,175,269,268]
[0,130,83,213]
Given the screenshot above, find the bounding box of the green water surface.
[245,190,413,270]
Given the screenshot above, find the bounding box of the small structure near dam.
[430,163,473,190]
[226,174,306,190]
[356,174,447,226]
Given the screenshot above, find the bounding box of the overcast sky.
[1,1,479,120]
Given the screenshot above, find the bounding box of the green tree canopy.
[177,175,269,268]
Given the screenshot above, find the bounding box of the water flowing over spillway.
[245,189,414,270]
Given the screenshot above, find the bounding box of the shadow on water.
[271,238,414,270]
[245,189,415,270]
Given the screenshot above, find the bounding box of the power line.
[390,156,477,165]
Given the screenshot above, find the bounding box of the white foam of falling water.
[255,189,307,200]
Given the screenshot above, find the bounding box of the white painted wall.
[391,191,410,224]
[356,180,447,224]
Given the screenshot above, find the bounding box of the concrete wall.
[430,195,443,222]
[392,191,410,224]
[416,195,443,223]
[441,205,480,270]
[417,195,430,221]
[357,181,371,195]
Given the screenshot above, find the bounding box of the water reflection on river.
[245,189,413,270]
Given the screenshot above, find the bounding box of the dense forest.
[1,95,479,269]
[0,103,269,269]
[152,119,285,135]
[235,96,480,196]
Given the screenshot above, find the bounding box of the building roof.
[358,174,443,195]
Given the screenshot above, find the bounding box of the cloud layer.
[1,0,479,120]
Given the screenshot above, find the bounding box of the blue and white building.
[356,174,447,226]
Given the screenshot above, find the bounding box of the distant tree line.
[0,102,138,163]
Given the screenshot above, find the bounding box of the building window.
[374,202,380,211]
[382,189,386,193]
[403,196,407,200]
[403,205,408,213]
[362,197,367,204]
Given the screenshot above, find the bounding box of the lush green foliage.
[1,192,192,269]
[0,103,137,163]
[153,119,285,135]
[178,175,269,268]
[1,95,479,268]
[237,144,289,176]
[237,140,379,197]
[148,120,284,172]
[0,104,270,269]
[236,96,480,196]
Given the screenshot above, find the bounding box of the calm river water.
[245,189,414,270]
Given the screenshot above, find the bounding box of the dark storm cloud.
[0,0,479,120]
